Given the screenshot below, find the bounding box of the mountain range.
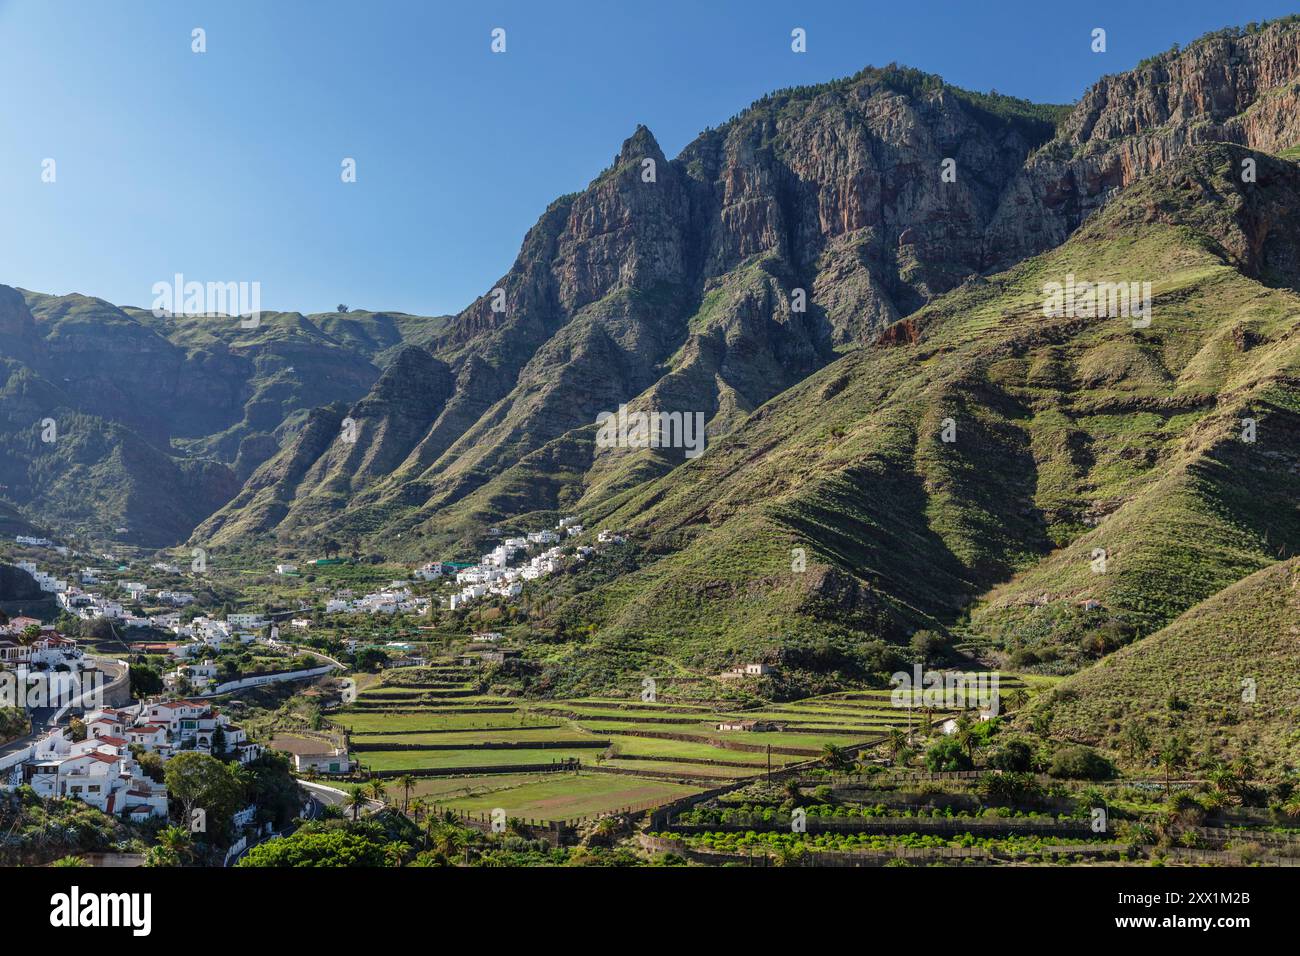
[5,17,1300,755]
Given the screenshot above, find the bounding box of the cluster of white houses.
[11,556,200,628]
[444,517,612,610]
[324,583,431,616]
[18,699,261,820]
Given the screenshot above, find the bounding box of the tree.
[1158,734,1192,797]
[953,713,978,762]
[909,629,947,663]
[239,827,394,867]
[155,825,195,864]
[366,778,387,803]
[384,841,411,867]
[987,738,1033,773]
[210,724,227,759]
[885,728,907,764]
[396,775,415,814]
[347,786,367,821]
[19,623,42,647]
[926,737,972,773]
[1282,792,1300,820]
[164,752,244,838]
[1048,745,1116,781]
[425,819,469,858]
[67,717,87,743]
[1121,722,1151,763]
[244,754,303,830]
[336,304,349,313]
[129,663,164,698]
[819,744,852,772]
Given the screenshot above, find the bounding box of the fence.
[366,759,582,779]
[638,834,1132,867]
[662,814,1095,839]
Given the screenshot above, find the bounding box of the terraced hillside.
[325,657,1027,820]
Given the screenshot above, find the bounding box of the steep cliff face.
[548,142,1300,675]
[204,68,1057,551]
[985,20,1300,268]
[17,19,1300,556]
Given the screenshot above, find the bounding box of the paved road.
[298,780,384,816]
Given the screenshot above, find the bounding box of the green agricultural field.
[353,727,603,747]
[358,748,602,772]
[603,734,792,766]
[430,772,702,821]
[333,711,546,733]
[599,760,746,780]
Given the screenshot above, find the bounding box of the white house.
[226,613,266,630]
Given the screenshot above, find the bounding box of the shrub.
[926,738,973,773]
[988,738,1034,772]
[1048,746,1116,780]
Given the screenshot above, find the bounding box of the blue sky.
[2,0,1297,317]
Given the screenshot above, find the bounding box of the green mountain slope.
[0,288,447,546]
[197,67,1061,555]
[533,145,1300,681]
[1032,557,1300,776]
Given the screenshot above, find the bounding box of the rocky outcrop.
[985,20,1300,268]
[208,70,1058,549]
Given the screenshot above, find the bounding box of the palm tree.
[920,704,936,733]
[397,775,416,814]
[886,729,907,765]
[1158,735,1191,798]
[1206,762,1235,797]
[1009,688,1029,712]
[1282,792,1300,820]
[427,821,468,859]
[1229,757,1256,798]
[155,825,194,864]
[820,744,851,772]
[384,841,411,867]
[954,712,977,762]
[366,778,387,803]
[347,786,367,821]
[409,797,429,822]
